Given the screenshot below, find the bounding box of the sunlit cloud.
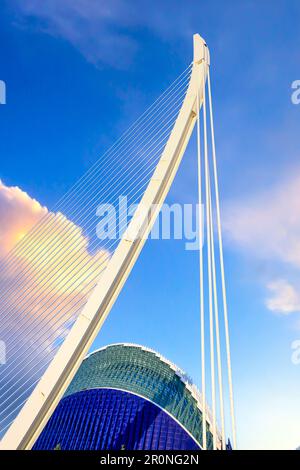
[0,180,109,355]
[0,179,47,256]
[0,181,111,435]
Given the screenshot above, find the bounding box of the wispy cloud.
[10,0,138,68]
[9,0,198,68]
[223,169,300,315]
[223,170,300,268]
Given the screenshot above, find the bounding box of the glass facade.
[34,388,199,450]
[34,344,215,450]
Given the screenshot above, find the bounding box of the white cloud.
[0,180,109,354]
[223,170,300,315]
[265,279,300,315]
[0,179,47,255]
[0,181,111,432]
[223,171,300,268]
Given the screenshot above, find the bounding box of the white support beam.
[0,34,209,450]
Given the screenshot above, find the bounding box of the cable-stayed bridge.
[0,34,236,450]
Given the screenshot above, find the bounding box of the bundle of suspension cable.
[196,63,236,450]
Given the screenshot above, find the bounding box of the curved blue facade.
[34,388,199,450]
[33,344,219,450]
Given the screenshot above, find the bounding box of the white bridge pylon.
[0,34,236,450]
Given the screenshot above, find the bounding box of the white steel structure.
[0,34,236,450]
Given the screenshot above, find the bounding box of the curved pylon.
[0,34,210,450]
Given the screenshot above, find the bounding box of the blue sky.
[1,0,300,449]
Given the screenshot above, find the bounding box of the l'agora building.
[34,343,222,450]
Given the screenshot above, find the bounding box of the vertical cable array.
[207,69,237,449]
[203,62,217,451]
[208,178,226,449]
[196,64,236,450]
[196,89,206,450]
